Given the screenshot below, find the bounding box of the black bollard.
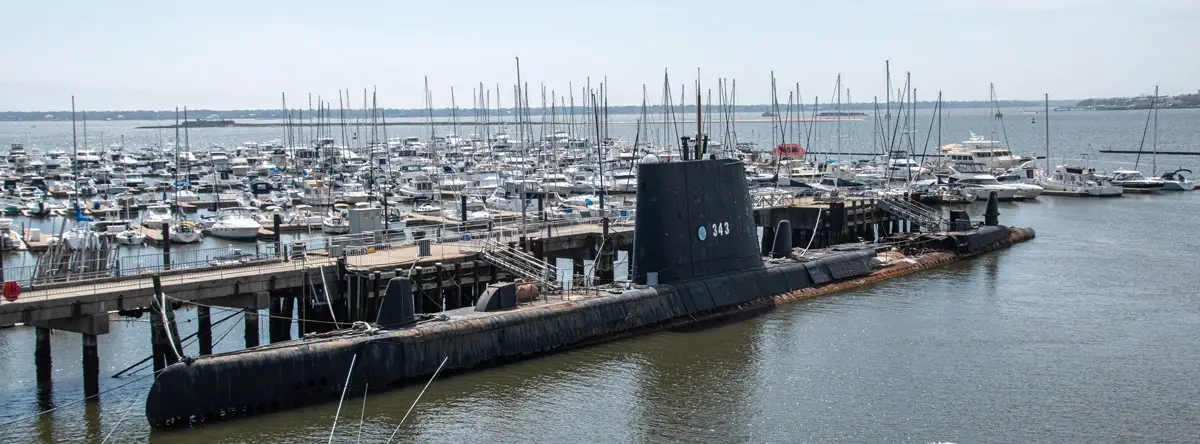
[460,194,468,223]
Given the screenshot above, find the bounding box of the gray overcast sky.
[2,0,1198,111]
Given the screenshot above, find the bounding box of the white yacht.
[321,209,350,235]
[948,163,1022,201]
[539,173,574,195]
[230,157,251,176]
[606,168,637,193]
[1034,164,1123,197]
[121,172,147,189]
[115,228,147,246]
[1159,169,1194,191]
[1110,170,1165,193]
[992,163,1044,199]
[141,204,173,229]
[174,189,199,203]
[398,175,437,200]
[339,183,370,203]
[941,133,1024,172]
[209,207,262,241]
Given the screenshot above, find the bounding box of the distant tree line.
[1,100,1076,122]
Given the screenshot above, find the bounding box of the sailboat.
[168,106,205,244]
[1027,93,1118,197]
[1115,86,1167,193]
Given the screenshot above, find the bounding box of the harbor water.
[0,108,1198,442]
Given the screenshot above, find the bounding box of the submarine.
[145,157,1034,427]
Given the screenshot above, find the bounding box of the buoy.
[3,280,20,302]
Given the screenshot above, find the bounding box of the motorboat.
[209,247,254,266]
[321,211,350,235]
[116,228,147,246]
[538,173,574,195]
[398,175,437,200]
[339,183,370,203]
[1110,169,1165,193]
[991,163,1044,199]
[948,163,1022,201]
[1160,169,1194,191]
[141,204,173,229]
[174,188,200,203]
[941,133,1024,172]
[209,207,262,241]
[412,203,443,216]
[606,169,637,193]
[1035,164,1122,197]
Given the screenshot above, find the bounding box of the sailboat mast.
[71,96,79,212]
[1152,85,1159,175]
[1045,93,1050,172]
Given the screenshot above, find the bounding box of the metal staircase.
[876,195,947,232]
[478,240,561,291]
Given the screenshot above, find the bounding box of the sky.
[2,0,1199,111]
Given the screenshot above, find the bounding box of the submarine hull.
[145,226,1033,427]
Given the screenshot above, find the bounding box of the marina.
[1,66,1198,444]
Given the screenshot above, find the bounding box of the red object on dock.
[3,280,19,302]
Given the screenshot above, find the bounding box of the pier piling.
[150,304,166,373]
[197,305,213,355]
[244,309,259,348]
[273,214,282,256]
[161,225,171,270]
[82,334,99,400]
[35,327,52,383]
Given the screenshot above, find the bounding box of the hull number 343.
[698,222,730,241]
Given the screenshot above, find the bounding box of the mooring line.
[385,356,449,444]
[328,353,359,444]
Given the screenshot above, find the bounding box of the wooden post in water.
[150,276,182,367]
[197,305,213,355]
[244,307,260,348]
[35,327,52,383]
[273,214,283,258]
[82,333,99,400]
[161,225,171,270]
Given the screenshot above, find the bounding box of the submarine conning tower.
[633,157,763,285]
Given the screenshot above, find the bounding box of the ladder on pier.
[876,195,947,232]
[477,240,561,291]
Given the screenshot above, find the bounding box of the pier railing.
[1,214,630,301]
[3,243,286,298]
[875,195,947,231]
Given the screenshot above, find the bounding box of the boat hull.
[209,225,260,241]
